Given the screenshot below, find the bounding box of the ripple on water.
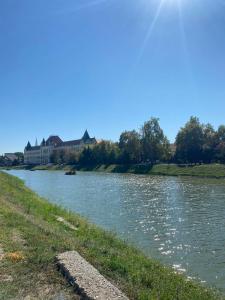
[6,170,225,292]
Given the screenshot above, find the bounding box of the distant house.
[4,153,19,166]
[24,130,97,165]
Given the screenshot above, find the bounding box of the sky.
[1,0,225,154]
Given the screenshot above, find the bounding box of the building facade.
[24,130,96,165]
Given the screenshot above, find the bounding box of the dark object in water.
[65,170,76,175]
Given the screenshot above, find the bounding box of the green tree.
[79,147,95,166]
[119,130,141,163]
[215,142,225,163]
[175,116,204,163]
[217,125,225,142]
[215,125,225,163]
[92,141,108,164]
[141,117,169,163]
[92,141,120,165]
[64,151,79,165]
[202,124,216,163]
[14,152,24,164]
[161,137,172,162]
[107,143,120,164]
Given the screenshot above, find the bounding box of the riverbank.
[0,171,221,299]
[78,163,225,178]
[0,164,70,171]
[2,163,225,178]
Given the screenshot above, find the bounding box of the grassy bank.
[2,163,225,178]
[0,164,70,171]
[78,163,225,178]
[0,171,221,299]
[31,164,71,171]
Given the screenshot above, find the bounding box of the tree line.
[50,117,225,166]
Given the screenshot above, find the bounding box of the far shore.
[2,163,225,179]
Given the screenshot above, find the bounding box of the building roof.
[46,135,63,146]
[82,130,90,141]
[24,131,96,152]
[30,146,41,150]
[25,141,32,151]
[59,137,96,147]
[41,138,46,146]
[60,139,83,146]
[4,153,18,161]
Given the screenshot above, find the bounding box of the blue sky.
[1,0,225,154]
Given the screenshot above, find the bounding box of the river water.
[7,170,225,291]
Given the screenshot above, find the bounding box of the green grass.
[31,164,71,171]
[0,171,222,299]
[3,163,225,178]
[148,164,225,178]
[0,164,72,171]
[0,165,31,170]
[78,163,225,178]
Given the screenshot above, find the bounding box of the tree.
[175,116,204,164]
[141,117,169,163]
[202,124,216,163]
[161,137,172,162]
[92,141,120,165]
[217,125,225,142]
[107,143,120,164]
[92,141,108,165]
[119,130,141,163]
[215,125,225,163]
[215,142,225,163]
[79,147,95,166]
[14,152,24,164]
[64,151,79,165]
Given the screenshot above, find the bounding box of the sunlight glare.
[137,0,165,63]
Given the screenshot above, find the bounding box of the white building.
[24,130,96,165]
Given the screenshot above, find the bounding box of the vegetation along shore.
[78,163,225,178]
[0,171,222,299]
[1,116,225,171]
[49,117,225,167]
[3,163,225,179]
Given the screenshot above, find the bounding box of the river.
[6,170,225,292]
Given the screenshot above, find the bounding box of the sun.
[137,0,187,63]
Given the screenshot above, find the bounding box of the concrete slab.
[56,251,129,300]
